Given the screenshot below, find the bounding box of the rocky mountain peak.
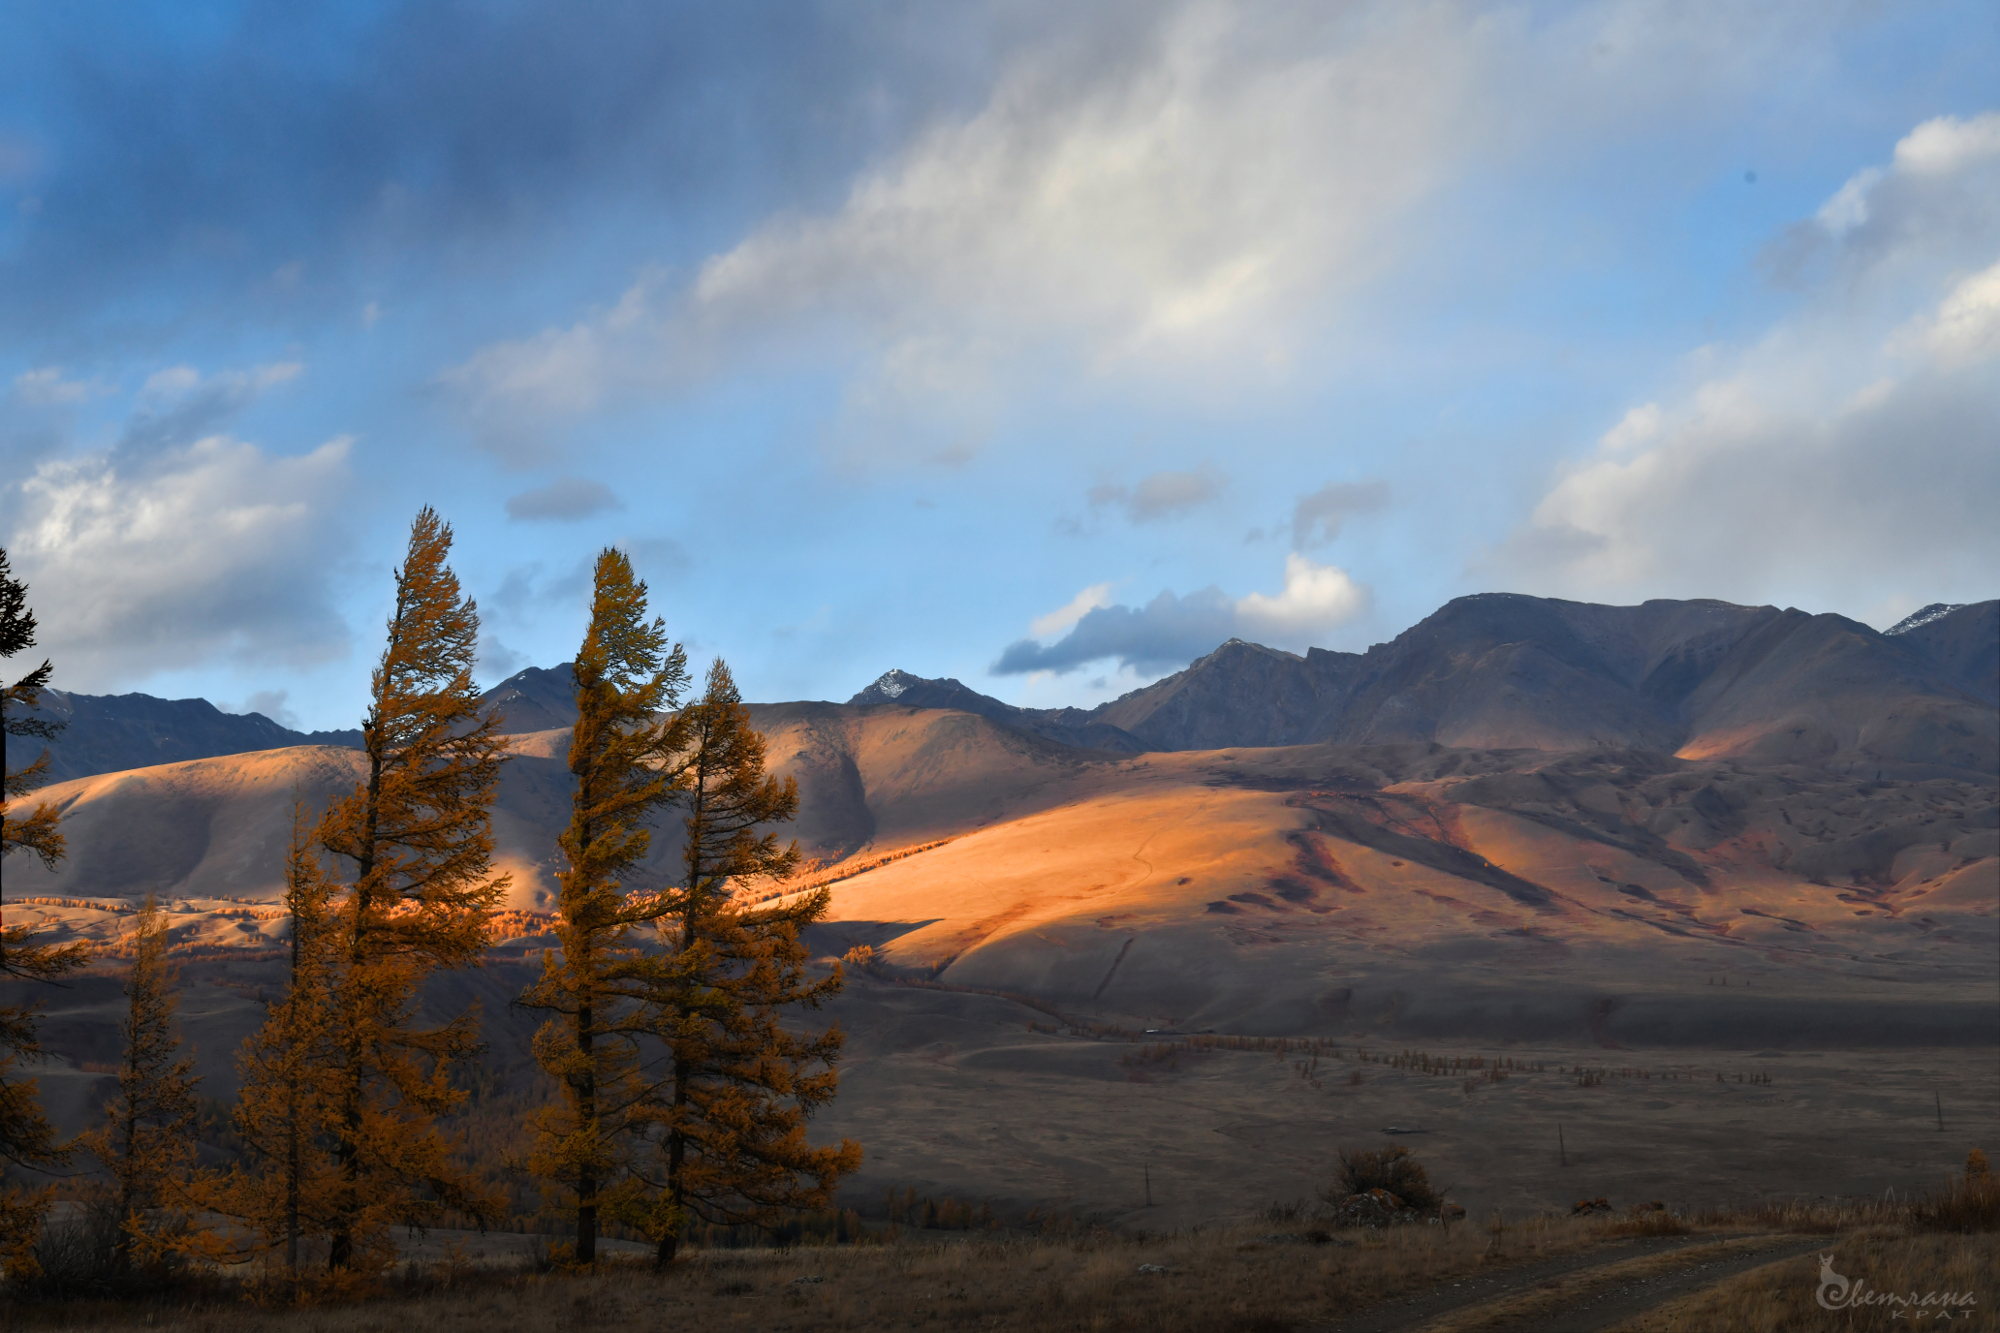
[853,669,929,702]
[1886,603,1967,635]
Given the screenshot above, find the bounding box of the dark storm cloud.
[0,1,1015,344]
[990,586,1238,676]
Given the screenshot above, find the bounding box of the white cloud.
[1893,111,2000,176]
[1497,112,2000,610]
[686,3,1476,366]
[11,368,108,407]
[219,688,301,730]
[440,1,1866,469]
[1913,260,2000,367]
[443,2,1504,453]
[8,433,354,689]
[1237,553,1369,636]
[140,361,299,403]
[1030,582,1115,638]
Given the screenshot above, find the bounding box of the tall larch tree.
[640,660,861,1269]
[0,548,87,1280]
[315,507,510,1272]
[213,799,344,1279]
[519,548,691,1266]
[85,895,200,1276]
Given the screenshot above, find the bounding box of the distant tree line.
[0,514,860,1292]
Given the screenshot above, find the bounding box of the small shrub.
[1605,1205,1689,1236]
[21,1198,123,1297]
[1913,1161,2000,1233]
[1325,1146,1438,1211]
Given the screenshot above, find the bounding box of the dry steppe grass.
[1616,1232,1998,1332]
[12,1195,1993,1333]
[1,1215,1621,1333]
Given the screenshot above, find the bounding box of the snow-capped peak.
[1885,603,1966,635]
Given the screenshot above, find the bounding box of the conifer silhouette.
[519,548,691,1265]
[207,799,345,1279]
[0,548,86,1279]
[84,895,200,1276]
[315,508,510,1271]
[638,660,861,1268]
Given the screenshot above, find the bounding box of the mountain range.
[857,595,1998,776]
[8,588,1995,1121]
[23,595,1996,784]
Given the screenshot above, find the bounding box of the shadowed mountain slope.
[24,663,583,783]
[849,670,1148,752]
[20,596,1993,785]
[24,689,366,785]
[1889,601,1999,705]
[864,596,1999,777]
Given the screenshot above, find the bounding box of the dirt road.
[1326,1232,1827,1333]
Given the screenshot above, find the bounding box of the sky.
[2,1,1997,732]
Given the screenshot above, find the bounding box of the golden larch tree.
[212,798,345,1279]
[0,547,87,1280]
[314,507,510,1272]
[641,660,861,1268]
[519,548,691,1265]
[85,895,200,1276]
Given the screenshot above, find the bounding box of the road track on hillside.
[1322,1232,1827,1333]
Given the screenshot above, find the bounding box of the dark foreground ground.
[8,1214,1993,1333]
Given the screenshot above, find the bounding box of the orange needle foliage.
[636,660,862,1269]
[313,508,511,1272]
[83,895,203,1276]
[196,799,347,1285]
[518,547,692,1266]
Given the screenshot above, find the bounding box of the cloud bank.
[9,434,354,691]
[994,553,1366,675]
[1496,113,2000,617]
[442,2,1504,455]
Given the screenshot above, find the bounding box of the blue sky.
[3,1,1997,730]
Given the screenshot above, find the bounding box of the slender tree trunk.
[656,804,703,1272]
[114,1079,137,1276]
[330,727,385,1273]
[285,1073,301,1273]
[576,993,596,1265]
[656,1063,689,1271]
[285,904,303,1275]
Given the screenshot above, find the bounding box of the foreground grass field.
[1621,1231,1997,1333]
[7,1204,1993,1333]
